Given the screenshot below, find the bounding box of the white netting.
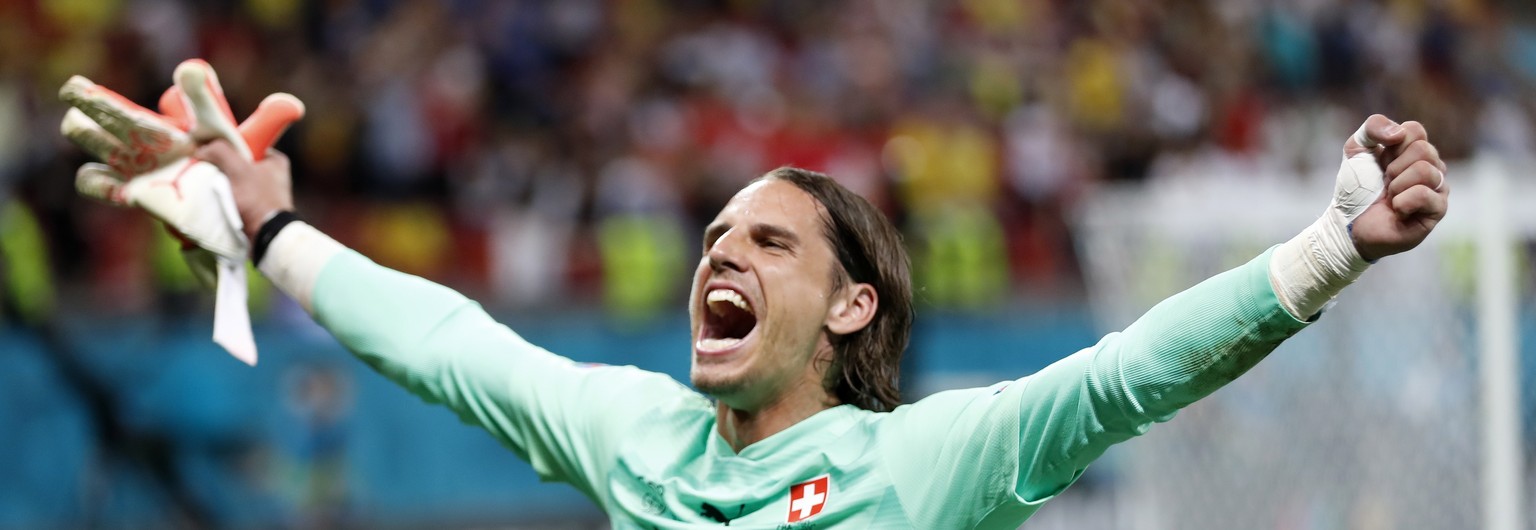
[1070,155,1529,530]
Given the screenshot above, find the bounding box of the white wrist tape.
[1270,201,1372,320]
[1269,120,1385,320]
[257,221,344,313]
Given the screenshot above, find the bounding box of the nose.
[707,228,748,273]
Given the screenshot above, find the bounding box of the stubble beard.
[692,361,750,402]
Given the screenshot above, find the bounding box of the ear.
[826,283,878,335]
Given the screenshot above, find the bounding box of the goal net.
[1070,154,1529,530]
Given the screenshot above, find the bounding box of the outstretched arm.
[882,116,1449,526]
[1019,115,1450,491]
[196,142,694,507]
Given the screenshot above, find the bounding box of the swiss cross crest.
[786,475,830,523]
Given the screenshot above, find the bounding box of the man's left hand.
[1343,115,1450,261]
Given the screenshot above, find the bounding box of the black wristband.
[251,210,300,267]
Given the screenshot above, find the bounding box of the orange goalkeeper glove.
[59,58,304,364]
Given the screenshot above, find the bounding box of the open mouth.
[697,288,758,352]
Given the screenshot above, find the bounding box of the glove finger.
[61,108,129,164]
[174,59,252,160]
[181,59,237,124]
[59,75,188,153]
[75,163,130,205]
[240,93,306,160]
[158,86,191,131]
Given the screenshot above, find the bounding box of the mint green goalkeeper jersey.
[310,247,1308,529]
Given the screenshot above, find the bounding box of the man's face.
[689,179,843,410]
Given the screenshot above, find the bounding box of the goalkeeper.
[78,71,1449,527]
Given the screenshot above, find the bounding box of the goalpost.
[1476,154,1523,530]
[1072,153,1526,530]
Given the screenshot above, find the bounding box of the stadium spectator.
[4,0,1521,313]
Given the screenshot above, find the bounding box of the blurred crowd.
[1,0,1534,320]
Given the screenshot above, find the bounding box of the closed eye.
[701,221,800,254]
[752,224,799,254]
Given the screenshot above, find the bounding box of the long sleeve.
[881,247,1310,528]
[258,222,698,507]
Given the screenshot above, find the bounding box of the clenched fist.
[1342,115,1450,262]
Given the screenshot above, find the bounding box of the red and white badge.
[787,475,830,523]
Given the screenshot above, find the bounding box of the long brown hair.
[763,167,912,412]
